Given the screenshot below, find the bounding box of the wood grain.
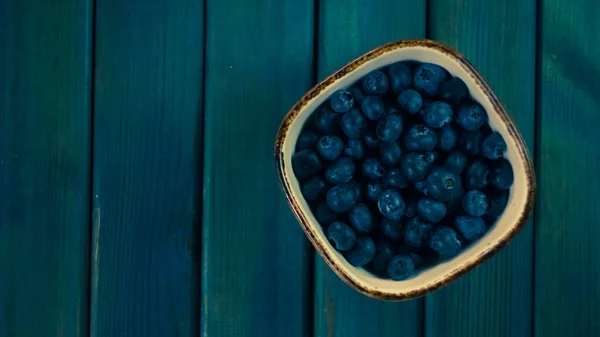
[201,1,314,336]
[92,0,204,336]
[314,1,425,337]
[536,1,600,336]
[425,1,536,336]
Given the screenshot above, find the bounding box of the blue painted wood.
[201,1,314,336]
[91,0,204,336]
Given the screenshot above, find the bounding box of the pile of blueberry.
[292,61,513,281]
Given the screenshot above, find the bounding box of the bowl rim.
[274,39,536,300]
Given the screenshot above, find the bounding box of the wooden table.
[1,0,598,336]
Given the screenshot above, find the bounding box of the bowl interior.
[278,42,532,298]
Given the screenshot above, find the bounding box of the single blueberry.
[325,157,355,184]
[327,221,357,251]
[455,215,486,241]
[459,130,483,156]
[400,152,436,181]
[462,189,489,217]
[482,132,507,160]
[397,89,423,114]
[362,157,385,180]
[326,184,359,213]
[341,108,368,139]
[413,63,448,96]
[423,101,453,128]
[361,96,386,121]
[445,151,468,173]
[316,135,344,161]
[314,106,341,134]
[292,149,322,180]
[437,125,458,152]
[388,62,412,93]
[345,236,376,267]
[296,129,320,151]
[376,114,404,142]
[364,131,381,148]
[417,198,447,223]
[329,89,354,113]
[343,139,365,160]
[379,141,403,167]
[383,168,409,189]
[464,160,490,189]
[404,197,418,217]
[429,226,462,257]
[404,217,433,248]
[440,77,469,105]
[387,255,415,280]
[362,70,389,95]
[457,104,487,131]
[348,86,366,104]
[377,189,406,220]
[314,202,339,226]
[404,124,438,151]
[349,203,374,233]
[483,190,509,224]
[490,159,514,190]
[302,176,327,201]
[414,180,429,195]
[365,180,384,201]
[367,240,396,276]
[381,218,403,242]
[426,166,463,203]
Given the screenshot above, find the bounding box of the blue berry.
[292,149,322,180]
[423,101,453,128]
[397,89,423,114]
[316,135,344,161]
[413,63,448,96]
[414,180,429,195]
[302,176,327,201]
[457,104,486,131]
[345,236,376,267]
[404,125,438,151]
[400,152,436,181]
[379,141,403,167]
[387,255,415,280]
[388,62,412,93]
[368,240,396,275]
[362,157,385,180]
[459,130,483,156]
[377,189,406,220]
[464,160,489,189]
[429,226,461,257]
[376,114,404,142]
[362,70,389,95]
[341,108,368,139]
[365,180,383,201]
[404,198,418,217]
[296,130,320,151]
[417,198,447,223]
[455,215,486,241]
[314,106,341,134]
[330,90,354,113]
[327,221,357,251]
[490,159,514,190]
[482,132,507,160]
[404,217,433,248]
[348,86,366,104]
[326,184,359,213]
[445,151,468,173]
[361,96,386,121]
[426,167,463,203]
[381,218,403,242]
[343,139,365,160]
[325,157,355,184]
[314,202,339,225]
[440,77,468,105]
[364,131,381,148]
[349,203,374,233]
[462,189,489,217]
[383,168,409,189]
[483,190,509,223]
[437,125,458,152]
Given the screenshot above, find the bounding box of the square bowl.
[274,39,535,300]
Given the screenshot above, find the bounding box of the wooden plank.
[314,2,425,337]
[0,0,92,336]
[91,1,204,336]
[535,1,600,336]
[201,1,314,336]
[425,2,536,336]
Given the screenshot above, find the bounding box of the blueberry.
[383,168,409,189]
[343,139,365,160]
[302,177,327,201]
[423,101,453,128]
[490,159,514,190]
[437,125,458,152]
[459,130,483,156]
[426,166,463,203]
[387,255,415,280]
[381,218,403,242]
[404,217,433,248]
[365,180,384,201]
[377,189,406,220]
[345,236,376,267]
[314,202,339,225]
[325,157,355,184]
[388,62,412,93]
[445,151,468,173]
[364,132,381,148]
[397,89,423,114]
[361,96,386,121]
[404,198,418,217]
[376,114,404,142]
[440,77,468,105]
[292,150,322,180]
[296,130,320,151]
[314,106,341,134]
[379,141,403,167]
[349,203,374,233]
[457,104,486,131]
[417,198,447,223]
[404,125,438,151]
[330,90,354,113]
[316,135,344,161]
[326,184,359,213]
[429,226,461,257]
[348,86,366,104]
[482,132,507,160]
[462,189,489,217]
[327,221,357,251]
[368,240,396,276]
[414,180,429,195]
[464,160,490,189]
[413,63,448,96]
[341,108,368,139]
[483,190,509,223]
[455,215,486,241]
[362,157,385,180]
[400,152,436,181]
[362,70,389,95]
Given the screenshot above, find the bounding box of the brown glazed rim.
[274,39,536,301]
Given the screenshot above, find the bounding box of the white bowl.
[274,39,535,300]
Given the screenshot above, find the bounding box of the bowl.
[274,39,535,300]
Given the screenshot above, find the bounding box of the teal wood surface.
[426,1,537,336]
[0,0,92,336]
[201,1,314,336]
[536,1,600,336]
[314,1,425,337]
[92,0,204,335]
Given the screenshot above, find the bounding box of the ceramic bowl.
[274,39,535,300]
